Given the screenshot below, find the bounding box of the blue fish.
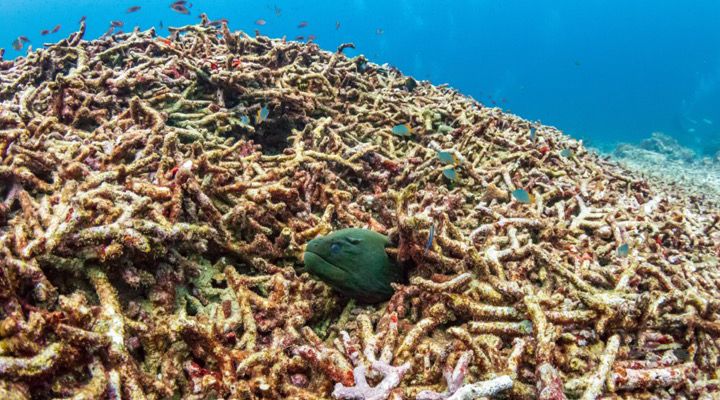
[442,167,457,181]
[391,124,413,137]
[240,115,250,125]
[617,243,629,258]
[560,148,574,158]
[256,105,269,123]
[424,223,435,255]
[512,189,532,204]
[529,127,536,141]
[437,150,458,165]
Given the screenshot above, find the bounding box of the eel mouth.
[302,251,352,287]
[303,251,345,272]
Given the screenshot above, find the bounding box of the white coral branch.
[416,351,513,400]
[446,376,513,400]
[333,360,411,400]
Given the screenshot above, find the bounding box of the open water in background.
[2,0,720,157]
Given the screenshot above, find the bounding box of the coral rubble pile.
[613,133,720,204]
[637,132,696,163]
[1,19,719,399]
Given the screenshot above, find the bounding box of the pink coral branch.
[333,360,410,400]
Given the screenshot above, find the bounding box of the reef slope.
[0,21,719,399]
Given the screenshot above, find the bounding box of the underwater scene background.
[0,0,720,400]
[3,1,720,399]
[3,0,720,156]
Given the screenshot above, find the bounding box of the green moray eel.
[303,228,403,303]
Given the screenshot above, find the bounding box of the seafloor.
[610,132,720,206]
[0,20,719,399]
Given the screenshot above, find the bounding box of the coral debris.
[613,132,720,203]
[0,17,719,399]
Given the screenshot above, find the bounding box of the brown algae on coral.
[0,17,719,399]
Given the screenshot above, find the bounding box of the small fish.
[335,21,341,30]
[156,37,173,46]
[41,30,50,35]
[574,60,581,67]
[617,243,629,258]
[404,77,417,91]
[159,20,164,29]
[295,35,304,41]
[512,189,532,204]
[255,19,267,26]
[127,6,141,13]
[171,0,187,5]
[240,115,250,125]
[307,34,316,41]
[688,128,696,133]
[111,20,124,27]
[208,18,228,27]
[673,348,690,362]
[256,105,270,123]
[11,38,23,51]
[171,4,190,14]
[376,28,384,35]
[18,36,30,43]
[51,24,61,33]
[391,124,412,137]
[298,21,308,28]
[274,5,282,16]
[529,127,536,141]
[424,223,435,255]
[437,150,459,165]
[442,167,458,181]
[560,148,574,158]
[437,124,453,134]
[703,118,713,125]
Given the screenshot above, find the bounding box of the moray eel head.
[303,228,403,303]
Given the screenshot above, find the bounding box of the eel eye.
[330,242,342,255]
[345,236,362,245]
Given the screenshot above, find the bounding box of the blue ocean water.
[2,0,719,156]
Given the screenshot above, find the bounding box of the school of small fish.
[1,8,719,400]
[6,2,366,56]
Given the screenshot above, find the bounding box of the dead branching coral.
[0,19,718,399]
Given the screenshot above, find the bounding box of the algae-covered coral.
[1,19,719,399]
